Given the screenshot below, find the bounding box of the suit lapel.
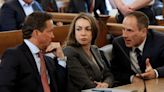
[121,38,132,68]
[78,47,92,66]
[142,31,152,71]
[90,46,104,70]
[44,57,57,92]
[14,0,26,19]
[19,42,41,82]
[78,47,101,79]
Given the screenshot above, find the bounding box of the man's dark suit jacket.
[0,42,67,92]
[63,45,113,92]
[111,30,164,85]
[0,0,42,31]
[67,0,108,14]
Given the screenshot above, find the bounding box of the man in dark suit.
[0,0,43,31]
[111,11,164,86]
[0,12,67,92]
[67,0,108,14]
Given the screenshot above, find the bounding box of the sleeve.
[0,49,19,92]
[110,39,132,84]
[155,46,164,77]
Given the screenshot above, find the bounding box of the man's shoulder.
[113,36,124,44]
[4,43,24,54]
[1,0,20,10]
[148,29,164,40]
[3,0,18,6]
[1,44,23,60]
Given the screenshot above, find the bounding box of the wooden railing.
[49,12,117,23]
[107,23,164,36]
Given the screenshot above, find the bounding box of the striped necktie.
[38,51,51,92]
[135,48,145,72]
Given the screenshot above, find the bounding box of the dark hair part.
[22,11,53,39]
[64,13,99,47]
[125,11,149,30]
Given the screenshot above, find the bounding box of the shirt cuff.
[130,75,134,83]
[154,69,159,78]
[57,56,67,68]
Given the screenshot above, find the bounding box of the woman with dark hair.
[63,13,114,92]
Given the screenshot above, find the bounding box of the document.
[82,88,137,92]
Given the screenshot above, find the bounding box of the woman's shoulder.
[91,45,99,51]
[63,46,79,54]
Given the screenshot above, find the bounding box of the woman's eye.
[86,27,92,31]
[75,28,81,31]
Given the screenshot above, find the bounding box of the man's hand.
[46,42,65,59]
[94,81,109,88]
[136,58,156,79]
[132,76,142,83]
[119,5,134,16]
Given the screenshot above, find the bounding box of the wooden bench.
[0,30,23,57]
[107,23,164,36]
[0,23,112,57]
[0,25,70,57]
[1,22,164,57]
[49,12,117,23]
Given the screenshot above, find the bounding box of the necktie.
[135,48,144,72]
[38,51,51,92]
[89,0,95,13]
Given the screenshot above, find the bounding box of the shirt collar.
[24,39,40,54]
[18,0,34,6]
[132,37,147,53]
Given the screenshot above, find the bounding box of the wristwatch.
[57,56,67,61]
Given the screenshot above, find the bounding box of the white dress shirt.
[18,0,34,16]
[24,39,66,71]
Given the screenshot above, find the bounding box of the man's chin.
[125,43,132,47]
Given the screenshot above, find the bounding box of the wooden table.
[82,78,164,92]
[115,78,164,92]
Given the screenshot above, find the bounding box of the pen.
[92,89,112,92]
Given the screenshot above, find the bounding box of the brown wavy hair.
[64,13,99,47]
